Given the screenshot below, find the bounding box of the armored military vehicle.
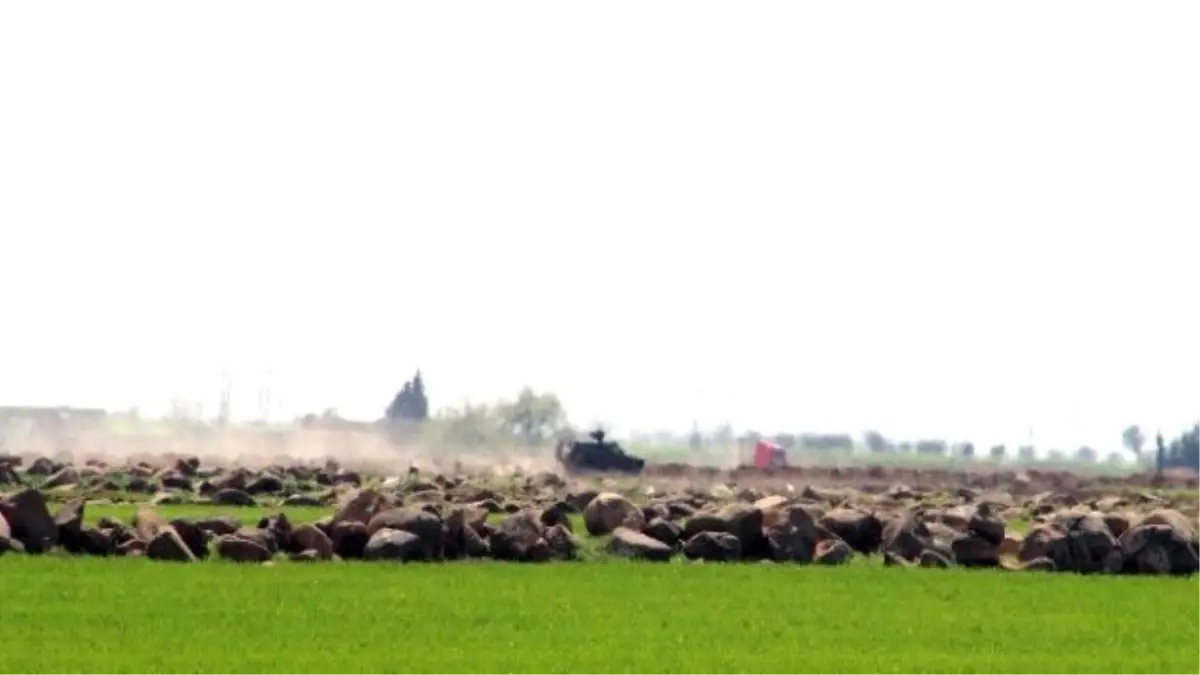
[554,428,646,475]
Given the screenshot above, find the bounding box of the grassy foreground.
[1,557,1195,674]
[81,502,332,528]
[78,502,584,531]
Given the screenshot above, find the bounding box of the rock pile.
[1,476,1196,575]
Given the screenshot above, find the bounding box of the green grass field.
[1,556,1195,674]
[81,502,333,529]
[80,503,556,530]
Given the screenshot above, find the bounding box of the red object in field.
[753,439,786,469]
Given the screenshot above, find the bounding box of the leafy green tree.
[433,402,504,447]
[495,387,568,444]
[1121,424,1146,460]
[989,444,1006,462]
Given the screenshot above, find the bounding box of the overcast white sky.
[0,2,1196,450]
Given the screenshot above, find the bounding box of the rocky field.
[1,453,1197,575]
[2,453,1198,673]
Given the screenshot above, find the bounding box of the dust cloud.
[0,418,563,476]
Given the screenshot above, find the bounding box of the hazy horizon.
[1,2,1196,453]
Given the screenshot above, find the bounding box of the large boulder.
[168,519,210,560]
[682,531,742,562]
[366,508,444,561]
[967,504,1005,545]
[609,527,673,562]
[146,528,196,562]
[332,489,389,525]
[880,511,932,562]
[1139,508,1197,541]
[680,513,730,542]
[0,488,58,553]
[76,528,117,556]
[157,469,193,491]
[364,528,424,562]
[948,504,1004,568]
[1019,512,1121,575]
[951,532,1000,568]
[443,507,489,559]
[1120,520,1199,576]
[543,523,579,561]
[643,518,683,548]
[193,516,240,537]
[583,493,645,536]
[290,524,334,560]
[54,498,87,554]
[245,473,285,495]
[232,528,279,555]
[213,488,256,507]
[330,521,370,559]
[216,535,272,563]
[818,508,883,555]
[717,503,771,559]
[42,467,80,490]
[257,513,293,553]
[761,503,819,563]
[814,538,854,565]
[490,509,549,562]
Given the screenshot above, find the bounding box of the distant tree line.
[363,373,1198,469]
[375,370,571,448]
[646,421,1200,469]
[1159,423,1199,471]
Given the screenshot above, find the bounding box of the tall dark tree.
[409,371,429,420]
[385,371,430,422]
[1152,427,1200,470]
